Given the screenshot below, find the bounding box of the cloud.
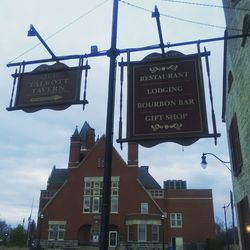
[0,0,229,227]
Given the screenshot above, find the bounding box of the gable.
[138,167,161,190]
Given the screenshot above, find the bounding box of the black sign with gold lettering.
[10,62,87,112]
[127,52,208,146]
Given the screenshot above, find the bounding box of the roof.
[72,126,79,137]
[48,166,68,186]
[47,165,161,190]
[71,122,93,139]
[138,166,161,189]
[79,122,91,141]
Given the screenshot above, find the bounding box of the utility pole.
[223,204,230,250]
[99,0,119,249]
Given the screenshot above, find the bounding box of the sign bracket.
[204,46,219,145]
[28,24,57,60]
[152,5,165,55]
[7,33,249,68]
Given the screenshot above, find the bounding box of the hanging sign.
[127,52,208,146]
[8,62,89,112]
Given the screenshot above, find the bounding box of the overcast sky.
[0,0,234,228]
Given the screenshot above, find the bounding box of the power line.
[8,0,243,64]
[8,44,41,64]
[8,0,110,64]
[160,0,250,12]
[45,0,110,41]
[161,12,228,31]
[120,0,241,32]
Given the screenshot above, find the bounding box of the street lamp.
[201,152,231,171]
[246,224,250,233]
[161,214,165,250]
[200,152,237,247]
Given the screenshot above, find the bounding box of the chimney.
[68,127,81,168]
[128,142,138,167]
[86,128,95,149]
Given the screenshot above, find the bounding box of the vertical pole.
[230,190,236,246]
[37,213,43,250]
[161,215,165,250]
[223,204,230,250]
[99,1,119,250]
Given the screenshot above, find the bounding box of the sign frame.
[7,62,89,112]
[126,51,209,147]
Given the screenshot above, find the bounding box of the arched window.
[229,114,243,177]
[241,14,250,47]
[228,71,234,93]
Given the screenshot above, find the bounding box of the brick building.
[38,122,216,249]
[222,0,250,249]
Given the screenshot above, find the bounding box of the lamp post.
[37,213,44,250]
[201,152,231,171]
[200,152,237,247]
[223,203,230,250]
[161,214,165,250]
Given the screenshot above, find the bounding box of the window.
[111,197,118,213]
[41,190,55,199]
[97,157,104,168]
[227,71,234,93]
[141,203,148,214]
[164,180,187,190]
[111,181,119,213]
[152,225,159,241]
[229,114,243,176]
[83,178,102,213]
[92,197,100,213]
[91,233,99,243]
[48,222,66,240]
[170,213,182,228]
[93,181,101,195]
[150,190,164,198]
[172,237,184,250]
[128,225,133,242]
[241,14,250,47]
[138,224,147,241]
[109,231,118,247]
[111,181,119,195]
[90,218,100,243]
[83,196,91,213]
[84,181,91,195]
[83,177,119,213]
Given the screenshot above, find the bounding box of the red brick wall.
[40,137,216,245]
[159,189,215,243]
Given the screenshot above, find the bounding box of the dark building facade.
[38,122,216,249]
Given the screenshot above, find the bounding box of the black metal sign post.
[100,0,119,249]
[6,2,250,249]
